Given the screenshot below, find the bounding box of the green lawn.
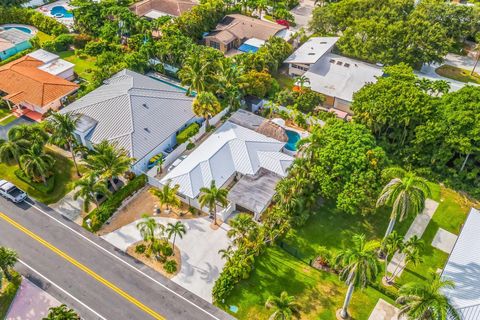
[0,148,83,204]
[435,65,480,84]
[36,31,54,45]
[222,183,474,319]
[0,107,10,119]
[274,72,295,89]
[57,51,97,82]
[0,271,21,319]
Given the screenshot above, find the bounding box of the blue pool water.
[4,26,32,34]
[50,6,73,18]
[285,130,301,151]
[238,43,259,53]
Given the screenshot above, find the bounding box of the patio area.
[37,0,75,29]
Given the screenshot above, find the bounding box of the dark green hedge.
[14,169,55,194]
[0,7,69,36]
[176,122,200,145]
[84,174,147,232]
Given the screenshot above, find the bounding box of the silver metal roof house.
[442,208,480,319]
[61,69,196,172]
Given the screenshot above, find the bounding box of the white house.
[284,37,339,77]
[27,49,75,80]
[160,115,294,220]
[60,69,199,173]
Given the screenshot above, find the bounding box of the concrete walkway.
[49,190,84,223]
[387,199,439,276]
[102,216,231,302]
[368,299,402,320]
[432,228,458,254]
[6,277,61,320]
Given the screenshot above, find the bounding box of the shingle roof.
[61,69,195,162]
[442,208,480,319]
[0,55,78,107]
[205,14,286,44]
[161,121,293,198]
[130,0,196,17]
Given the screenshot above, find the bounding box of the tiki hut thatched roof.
[256,120,288,142]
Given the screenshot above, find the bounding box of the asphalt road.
[0,198,234,320]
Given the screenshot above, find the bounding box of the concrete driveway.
[290,0,316,31]
[101,216,231,302]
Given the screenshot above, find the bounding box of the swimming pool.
[50,6,73,18]
[3,26,32,34]
[284,130,301,151]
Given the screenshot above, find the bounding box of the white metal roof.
[285,37,339,65]
[161,121,294,199]
[442,208,480,319]
[243,37,265,48]
[38,58,74,76]
[144,9,171,19]
[304,53,383,102]
[27,49,59,64]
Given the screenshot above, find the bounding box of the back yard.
[221,183,475,319]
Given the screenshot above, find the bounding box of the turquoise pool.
[51,6,73,18]
[4,26,32,34]
[285,130,301,151]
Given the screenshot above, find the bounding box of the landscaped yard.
[222,183,475,319]
[57,51,97,82]
[0,271,21,319]
[0,148,84,204]
[36,31,54,45]
[435,65,480,84]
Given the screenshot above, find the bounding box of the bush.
[0,48,34,67]
[42,34,74,52]
[164,260,177,273]
[85,174,147,231]
[135,243,146,254]
[212,272,237,302]
[0,7,68,35]
[186,141,195,150]
[162,244,173,257]
[73,34,92,49]
[14,169,55,194]
[176,122,200,144]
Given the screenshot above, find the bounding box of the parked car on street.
[0,180,27,203]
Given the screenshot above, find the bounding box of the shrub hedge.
[84,174,147,232]
[0,7,69,36]
[14,169,55,194]
[176,122,200,145]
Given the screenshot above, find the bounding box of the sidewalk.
[387,199,439,276]
[6,277,61,320]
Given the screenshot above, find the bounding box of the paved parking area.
[101,216,231,302]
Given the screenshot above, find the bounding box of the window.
[210,40,220,50]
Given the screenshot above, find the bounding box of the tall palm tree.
[86,141,133,191]
[20,148,55,185]
[178,54,214,94]
[73,174,110,212]
[47,112,82,177]
[381,231,404,280]
[471,39,479,76]
[227,213,256,245]
[265,291,300,320]
[166,221,187,254]
[198,180,228,226]
[192,92,222,129]
[150,181,181,211]
[214,61,244,110]
[0,138,29,169]
[0,246,18,282]
[335,234,380,319]
[43,304,80,320]
[397,273,460,320]
[377,167,431,240]
[389,235,424,281]
[9,124,48,150]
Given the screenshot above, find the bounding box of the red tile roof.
[0,55,78,108]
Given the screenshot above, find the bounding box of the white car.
[0,180,27,203]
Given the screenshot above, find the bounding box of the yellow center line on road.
[0,212,165,320]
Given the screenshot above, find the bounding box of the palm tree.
[73,174,110,212]
[178,54,214,94]
[389,235,424,281]
[265,291,300,320]
[192,92,222,129]
[335,234,380,319]
[137,214,164,256]
[377,167,431,240]
[166,221,187,254]
[150,181,181,211]
[0,138,29,169]
[396,273,460,320]
[227,213,256,245]
[47,112,82,177]
[43,304,80,320]
[294,75,310,89]
[20,147,55,185]
[381,231,404,280]
[471,39,479,76]
[9,124,48,150]
[86,141,133,191]
[198,180,229,226]
[0,246,18,282]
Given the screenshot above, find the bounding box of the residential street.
[0,198,234,320]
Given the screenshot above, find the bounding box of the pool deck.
[0,24,38,35]
[37,0,75,29]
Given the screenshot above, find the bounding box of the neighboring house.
[0,54,78,117]
[442,207,480,320]
[130,0,196,18]
[303,53,383,114]
[60,69,199,173]
[28,49,75,80]
[284,37,339,77]
[160,110,294,221]
[204,14,287,54]
[0,28,33,61]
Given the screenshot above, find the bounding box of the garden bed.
[435,65,480,84]
[0,271,21,319]
[126,240,181,279]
